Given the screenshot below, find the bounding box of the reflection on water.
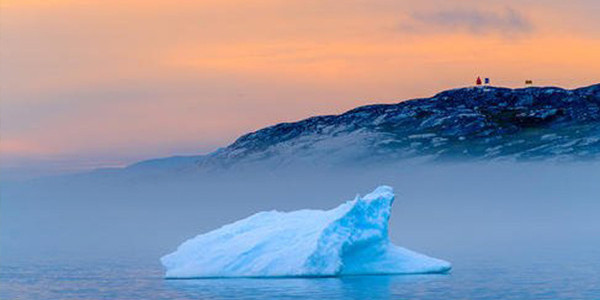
[166,274,447,300]
[2,254,600,300]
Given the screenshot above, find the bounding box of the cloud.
[402,7,533,35]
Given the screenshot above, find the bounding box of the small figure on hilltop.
[476,76,482,86]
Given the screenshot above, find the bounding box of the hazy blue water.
[2,250,600,300]
[3,163,600,299]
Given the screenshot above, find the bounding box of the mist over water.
[1,161,600,298]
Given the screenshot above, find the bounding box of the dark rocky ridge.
[130,84,600,172]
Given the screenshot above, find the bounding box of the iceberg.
[161,186,451,278]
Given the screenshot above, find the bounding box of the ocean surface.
[2,163,600,299]
[2,248,600,300]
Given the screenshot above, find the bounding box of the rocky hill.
[130,84,600,173]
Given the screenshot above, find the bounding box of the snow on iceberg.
[161,186,451,278]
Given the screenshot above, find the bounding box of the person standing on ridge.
[476,77,482,86]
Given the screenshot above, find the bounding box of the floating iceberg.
[161,186,451,278]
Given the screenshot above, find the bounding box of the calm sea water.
[2,250,600,300]
[3,163,600,299]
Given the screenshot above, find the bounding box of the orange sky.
[1,0,599,178]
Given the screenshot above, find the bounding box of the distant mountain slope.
[128,84,600,173]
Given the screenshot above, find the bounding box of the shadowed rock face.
[130,84,600,173]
